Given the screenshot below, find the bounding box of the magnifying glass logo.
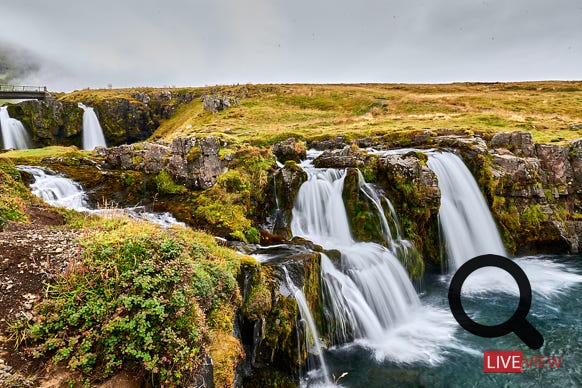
[448,254,544,350]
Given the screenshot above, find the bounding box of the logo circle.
[448,254,532,338]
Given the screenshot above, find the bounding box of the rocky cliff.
[7,89,198,147]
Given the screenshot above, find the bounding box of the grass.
[1,146,93,163]
[138,81,582,146]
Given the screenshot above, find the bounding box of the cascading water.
[426,151,582,296]
[291,157,455,364]
[18,165,183,228]
[19,165,89,210]
[426,152,506,270]
[0,106,33,150]
[78,103,107,150]
[282,268,331,387]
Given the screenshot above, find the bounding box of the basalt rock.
[7,99,82,147]
[202,94,239,113]
[490,131,536,157]
[313,145,370,168]
[481,133,582,253]
[376,151,441,263]
[272,162,308,238]
[272,138,307,163]
[8,90,198,147]
[100,136,226,189]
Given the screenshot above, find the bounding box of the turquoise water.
[322,255,582,388]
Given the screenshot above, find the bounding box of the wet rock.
[490,131,536,157]
[569,139,582,189]
[435,135,488,155]
[490,153,544,197]
[272,138,306,163]
[272,162,308,237]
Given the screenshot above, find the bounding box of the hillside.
[78,81,582,145]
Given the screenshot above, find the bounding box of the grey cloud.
[0,0,580,90]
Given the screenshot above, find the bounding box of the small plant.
[25,222,240,386]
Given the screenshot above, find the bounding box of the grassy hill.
[138,81,582,145]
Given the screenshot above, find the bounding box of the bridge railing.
[0,85,47,92]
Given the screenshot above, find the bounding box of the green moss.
[152,170,187,195]
[0,158,33,229]
[186,146,201,162]
[131,155,144,165]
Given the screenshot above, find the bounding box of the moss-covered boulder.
[272,161,308,238]
[238,250,323,387]
[376,151,441,264]
[7,99,82,147]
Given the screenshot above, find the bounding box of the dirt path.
[0,206,82,386]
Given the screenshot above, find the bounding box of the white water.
[426,152,506,270]
[426,152,582,296]
[291,160,456,364]
[19,165,89,209]
[78,103,107,150]
[18,165,183,228]
[0,106,33,150]
[283,269,332,387]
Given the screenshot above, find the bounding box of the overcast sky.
[1,0,580,91]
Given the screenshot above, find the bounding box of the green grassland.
[59,81,582,146]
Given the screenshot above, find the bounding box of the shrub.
[27,222,240,386]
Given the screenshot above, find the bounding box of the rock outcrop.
[8,90,198,147]
[99,137,226,189]
[202,94,239,113]
[272,138,306,163]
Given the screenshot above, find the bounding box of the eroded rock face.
[484,133,582,252]
[490,131,536,157]
[8,90,198,147]
[7,99,82,147]
[100,136,226,189]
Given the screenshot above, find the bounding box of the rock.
[490,132,536,157]
[313,145,369,168]
[202,94,239,113]
[568,139,582,189]
[272,162,308,237]
[570,124,582,130]
[272,138,306,163]
[535,144,573,188]
[490,153,544,197]
[435,135,488,155]
[102,137,226,189]
[308,135,346,150]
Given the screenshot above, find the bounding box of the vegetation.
[143,82,582,146]
[21,218,244,386]
[0,158,36,229]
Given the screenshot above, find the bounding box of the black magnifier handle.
[514,319,544,350]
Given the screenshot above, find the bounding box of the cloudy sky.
[1,0,580,91]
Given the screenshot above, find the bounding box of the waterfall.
[18,165,183,228]
[0,106,33,150]
[18,165,90,210]
[283,268,331,387]
[78,103,107,150]
[291,161,455,364]
[426,152,506,270]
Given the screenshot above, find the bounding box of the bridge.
[0,85,48,100]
